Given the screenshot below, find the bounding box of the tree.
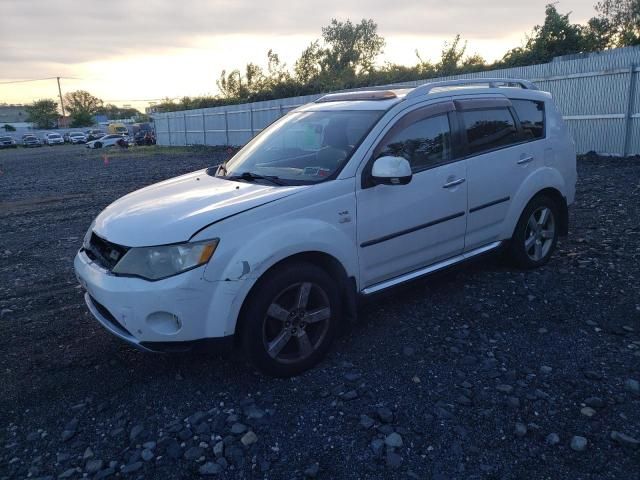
[294,19,385,89]
[64,90,103,127]
[96,103,141,120]
[216,50,298,101]
[500,4,594,67]
[25,99,59,129]
[581,16,615,51]
[321,19,385,78]
[3,124,16,132]
[595,0,640,46]
[151,6,630,113]
[294,41,324,84]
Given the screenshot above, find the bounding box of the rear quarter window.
[512,99,545,140]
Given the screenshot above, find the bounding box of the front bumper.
[74,249,239,350]
[85,293,233,352]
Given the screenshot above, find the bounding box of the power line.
[0,77,56,85]
[0,76,81,85]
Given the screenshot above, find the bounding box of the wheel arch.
[502,168,569,240]
[233,250,357,347]
[532,187,569,236]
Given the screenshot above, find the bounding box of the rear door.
[455,97,542,250]
[356,100,468,288]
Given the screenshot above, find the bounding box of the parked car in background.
[0,135,17,149]
[85,129,105,141]
[43,132,64,145]
[22,134,41,147]
[74,78,576,377]
[130,122,152,137]
[107,122,129,135]
[65,132,87,144]
[134,130,156,146]
[85,134,128,149]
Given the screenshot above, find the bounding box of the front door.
[356,102,468,289]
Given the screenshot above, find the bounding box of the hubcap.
[524,206,555,261]
[262,282,331,364]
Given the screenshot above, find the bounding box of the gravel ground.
[0,145,639,480]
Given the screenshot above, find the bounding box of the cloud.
[1,0,595,70]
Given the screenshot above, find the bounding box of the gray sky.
[0,0,597,107]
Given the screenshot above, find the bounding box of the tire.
[240,262,340,377]
[94,142,102,148]
[509,194,559,269]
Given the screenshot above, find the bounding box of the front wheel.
[241,262,340,377]
[94,142,102,149]
[509,195,559,269]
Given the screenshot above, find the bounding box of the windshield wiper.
[227,171,286,186]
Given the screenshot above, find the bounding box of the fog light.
[146,311,182,335]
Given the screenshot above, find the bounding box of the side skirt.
[361,241,503,296]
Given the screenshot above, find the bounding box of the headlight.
[112,239,219,280]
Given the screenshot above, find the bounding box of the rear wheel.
[509,195,559,269]
[94,142,102,149]
[241,262,339,377]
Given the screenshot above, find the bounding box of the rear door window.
[461,108,520,155]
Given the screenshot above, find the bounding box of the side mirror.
[371,156,412,185]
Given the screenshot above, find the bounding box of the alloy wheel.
[524,206,556,261]
[262,282,331,364]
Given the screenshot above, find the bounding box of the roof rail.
[406,78,538,99]
[315,90,398,103]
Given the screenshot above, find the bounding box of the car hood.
[93,169,307,247]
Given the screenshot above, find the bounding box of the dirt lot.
[0,145,639,480]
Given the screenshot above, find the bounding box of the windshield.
[218,110,383,185]
[70,132,83,136]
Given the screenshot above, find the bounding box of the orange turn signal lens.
[198,241,218,264]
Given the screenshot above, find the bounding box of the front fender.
[500,166,567,239]
[209,218,357,283]
[201,218,357,336]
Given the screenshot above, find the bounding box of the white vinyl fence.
[153,45,640,156]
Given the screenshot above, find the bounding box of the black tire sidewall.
[510,194,559,269]
[241,262,340,377]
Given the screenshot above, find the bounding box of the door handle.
[442,178,466,188]
[517,155,534,165]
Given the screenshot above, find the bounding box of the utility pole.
[56,77,66,117]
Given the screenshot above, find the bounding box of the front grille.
[85,233,129,271]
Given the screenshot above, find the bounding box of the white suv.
[74,78,576,376]
[43,132,64,145]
